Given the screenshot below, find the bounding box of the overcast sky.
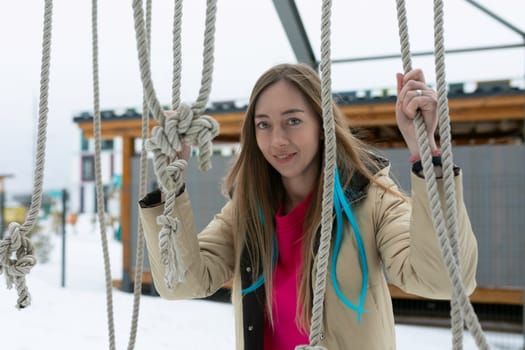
[0,0,524,194]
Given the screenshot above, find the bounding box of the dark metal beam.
[331,43,525,64]
[465,0,525,40]
[272,0,317,70]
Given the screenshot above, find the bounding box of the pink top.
[263,194,312,350]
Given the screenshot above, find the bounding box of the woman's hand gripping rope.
[144,105,219,288]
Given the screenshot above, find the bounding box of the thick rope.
[395,1,489,349]
[131,0,219,288]
[92,2,153,349]
[433,0,464,347]
[127,1,153,349]
[432,1,490,348]
[91,1,117,348]
[0,0,53,309]
[171,0,183,109]
[296,1,334,349]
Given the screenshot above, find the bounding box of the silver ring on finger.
[415,89,423,97]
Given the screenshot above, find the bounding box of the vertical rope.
[433,0,464,347]
[395,1,490,348]
[171,0,183,109]
[157,0,185,287]
[0,0,53,310]
[433,1,489,349]
[296,1,335,349]
[192,0,217,116]
[126,1,153,349]
[131,0,166,126]
[91,1,116,349]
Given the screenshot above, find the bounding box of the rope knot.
[145,104,219,191]
[165,159,187,192]
[145,106,192,159]
[156,214,179,230]
[0,222,36,308]
[146,116,188,193]
[183,113,219,171]
[174,103,194,135]
[1,222,23,255]
[156,214,185,288]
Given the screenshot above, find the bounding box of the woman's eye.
[256,121,269,129]
[288,118,301,126]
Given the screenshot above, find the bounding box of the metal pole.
[272,0,318,70]
[331,43,525,64]
[61,188,68,288]
[464,0,525,40]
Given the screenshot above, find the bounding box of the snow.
[1,215,522,349]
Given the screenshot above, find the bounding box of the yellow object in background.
[4,206,27,225]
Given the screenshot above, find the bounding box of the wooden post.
[120,136,134,291]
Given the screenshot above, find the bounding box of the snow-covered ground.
[1,215,522,349]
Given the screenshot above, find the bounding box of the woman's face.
[254,79,321,190]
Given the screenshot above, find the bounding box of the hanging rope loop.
[0,222,37,309]
[132,0,218,290]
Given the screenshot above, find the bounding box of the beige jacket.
[139,167,478,350]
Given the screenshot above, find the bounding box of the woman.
[139,63,478,349]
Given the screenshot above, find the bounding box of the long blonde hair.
[222,63,400,331]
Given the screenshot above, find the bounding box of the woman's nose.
[271,126,289,147]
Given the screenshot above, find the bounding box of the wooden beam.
[77,118,160,139]
[339,94,525,126]
[75,93,525,142]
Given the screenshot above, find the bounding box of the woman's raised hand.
[395,69,439,157]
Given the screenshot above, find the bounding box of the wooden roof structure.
[76,86,525,144]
